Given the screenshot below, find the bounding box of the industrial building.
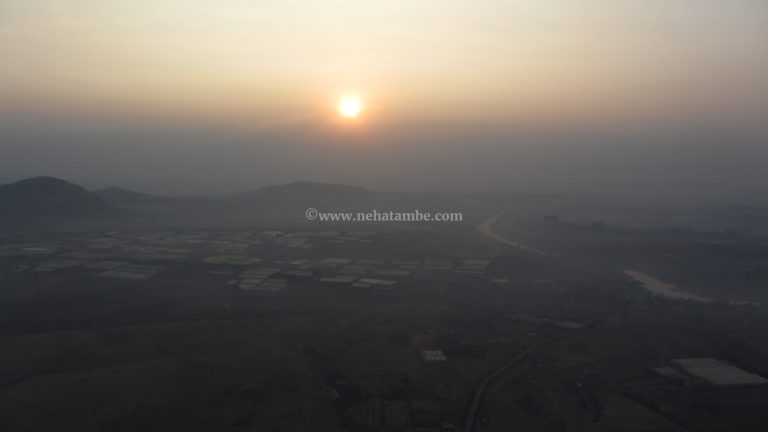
[672,358,768,387]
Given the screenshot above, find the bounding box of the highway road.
[477,211,549,256]
[461,330,585,432]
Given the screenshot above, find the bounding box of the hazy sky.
[1,1,767,195]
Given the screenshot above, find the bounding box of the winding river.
[625,270,761,306]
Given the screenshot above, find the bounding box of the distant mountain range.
[0,177,487,230]
[2,176,768,235]
[0,177,115,220]
[94,180,374,210]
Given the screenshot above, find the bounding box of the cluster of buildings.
[654,358,768,387]
[1,229,378,266]
[235,267,286,293]
[96,264,166,281]
[220,256,494,294]
[0,229,498,293]
[509,314,587,330]
[412,334,448,364]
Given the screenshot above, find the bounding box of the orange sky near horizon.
[1,0,767,131]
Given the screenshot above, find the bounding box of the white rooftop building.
[421,350,447,363]
[673,358,768,386]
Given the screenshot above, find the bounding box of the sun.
[337,95,364,119]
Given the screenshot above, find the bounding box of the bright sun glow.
[337,96,364,119]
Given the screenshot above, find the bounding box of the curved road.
[461,330,585,432]
[462,212,568,431]
[477,211,548,256]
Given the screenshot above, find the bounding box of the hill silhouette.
[0,177,112,220]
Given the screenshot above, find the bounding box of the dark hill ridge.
[96,181,372,203]
[89,180,387,227]
[257,181,370,197]
[226,181,376,209]
[94,187,178,208]
[0,176,111,219]
[0,177,487,228]
[95,187,163,202]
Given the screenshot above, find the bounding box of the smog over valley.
[1,1,768,431]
